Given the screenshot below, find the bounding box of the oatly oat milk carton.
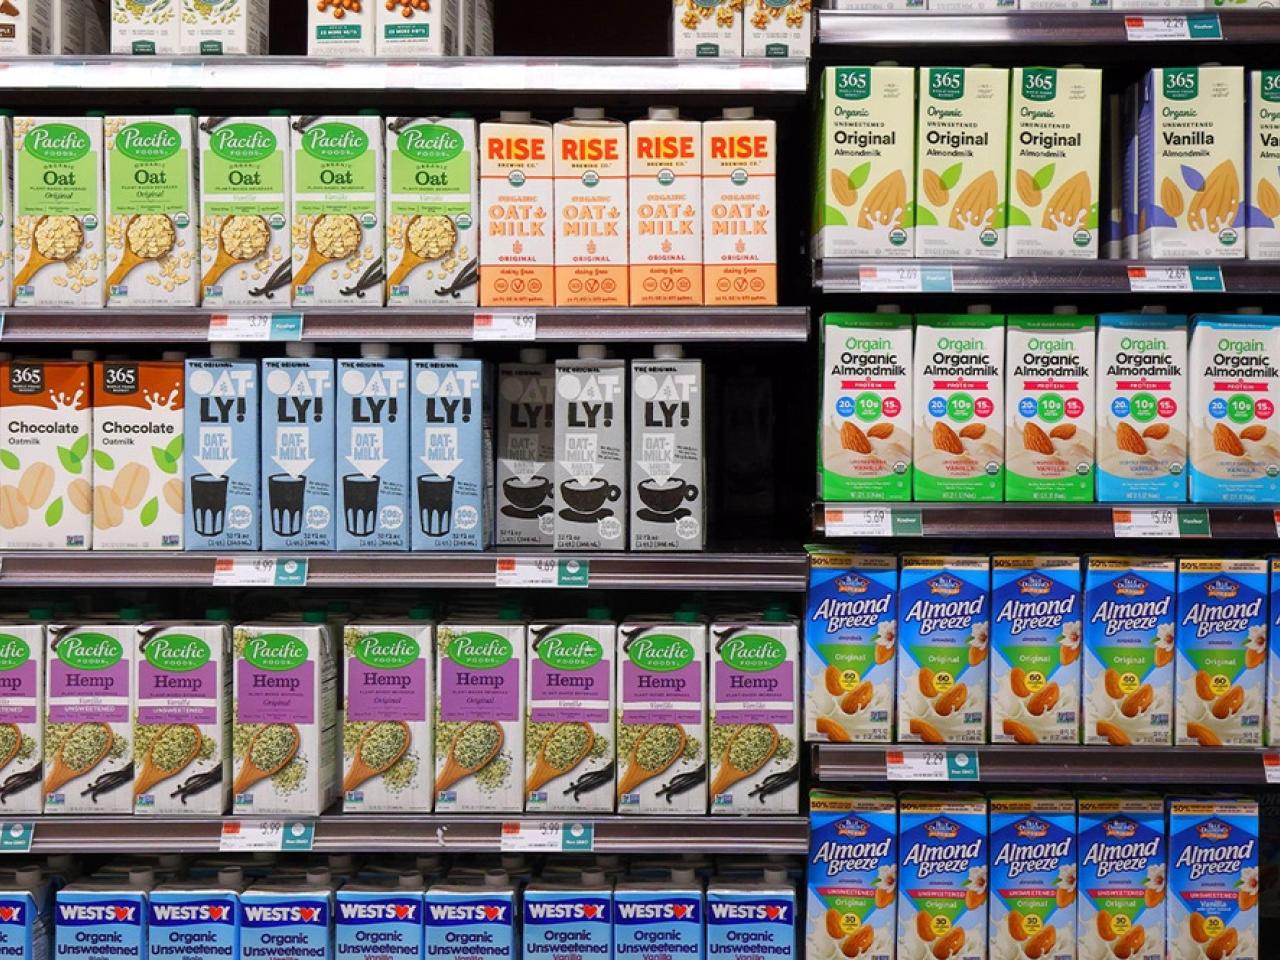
[1167,797,1259,960]
[1077,795,1165,960]
[555,345,627,551]
[897,556,990,745]
[989,795,1076,960]
[0,620,44,815]
[554,108,628,307]
[631,344,704,551]
[629,107,702,306]
[1248,70,1280,259]
[807,791,896,960]
[703,108,776,306]
[496,349,554,548]
[1175,558,1266,748]
[480,112,554,308]
[805,549,897,744]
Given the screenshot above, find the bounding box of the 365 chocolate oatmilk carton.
[555,345,627,551]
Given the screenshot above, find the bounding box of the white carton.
[1247,70,1280,259]
[0,0,51,53]
[309,0,375,55]
[111,0,178,53]
[376,0,454,54]
[703,108,777,306]
[1018,0,1108,7]
[180,0,268,53]
[629,107,703,306]
[0,118,10,307]
[928,0,1013,9]
[0,622,44,815]
[743,0,810,58]
[672,0,742,57]
[479,112,554,307]
[554,108,628,307]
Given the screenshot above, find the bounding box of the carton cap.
[1139,306,1168,314]
[415,855,442,873]
[253,852,277,863]
[218,867,245,887]
[762,867,789,886]
[723,107,755,120]
[303,610,327,624]
[162,351,186,361]
[398,871,424,889]
[1052,305,1078,315]
[671,867,696,885]
[654,343,684,360]
[128,868,155,889]
[306,867,332,888]
[14,866,41,888]
[158,854,184,870]
[361,343,391,359]
[967,304,992,315]
[0,353,10,363]
[594,855,620,870]
[581,868,606,885]
[434,343,464,359]
[578,344,607,360]
[875,304,900,313]
[1239,306,1264,315]
[519,348,547,364]
[499,111,533,123]
[573,107,606,120]
[328,854,354,871]
[500,854,527,871]
[484,870,510,887]
[648,106,680,120]
[210,343,241,359]
[71,350,97,362]
[285,342,316,358]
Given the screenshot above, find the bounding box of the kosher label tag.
[208,313,304,341]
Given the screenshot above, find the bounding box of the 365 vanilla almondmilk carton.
[897,794,987,960]
[1167,797,1259,960]
[1078,795,1165,960]
[1247,70,1280,259]
[807,791,896,960]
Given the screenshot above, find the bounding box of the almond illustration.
[859,170,907,230]
[1006,910,1028,943]
[1009,666,1031,698]
[1023,422,1054,455]
[815,717,851,743]
[824,665,845,697]
[1095,910,1117,942]
[1241,424,1267,442]
[964,887,985,910]
[1060,638,1079,665]
[841,925,874,957]
[1023,926,1057,960]
[875,637,895,665]
[1161,177,1185,218]
[1195,669,1215,701]
[1002,718,1038,745]
[1116,422,1148,455]
[918,667,938,698]
[908,718,945,744]
[1186,721,1223,747]
[867,422,893,439]
[842,421,872,455]
[915,910,936,943]
[933,421,964,455]
[931,927,965,960]
[1240,890,1258,911]
[1143,423,1170,439]
[958,423,985,440]
[1049,423,1076,440]
[1121,683,1153,718]
[923,168,949,208]
[825,909,845,939]
[1205,928,1237,960]
[949,170,999,231]
[1056,887,1074,908]
[840,681,874,715]
[1096,720,1131,746]
[874,887,894,908]
[1155,644,1173,668]
[1214,423,1245,456]
[1212,685,1244,720]
[1189,912,1210,945]
[1259,178,1280,220]
[1042,171,1091,231]
[934,682,967,717]
[1016,169,1041,207]
[1027,682,1059,717]
[1247,647,1265,669]
[1104,668,1124,699]
[1113,925,1145,960]
[1188,160,1240,234]
[1145,887,1164,908]
[831,169,857,208]
[968,643,986,667]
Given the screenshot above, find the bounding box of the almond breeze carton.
[497,350,554,548]
[991,555,1081,746]
[1175,558,1266,748]
[989,795,1076,960]
[1083,557,1175,747]
[897,794,988,960]
[807,791,896,960]
[805,550,897,744]
[0,621,43,815]
[262,346,335,551]
[1077,795,1166,960]
[1168,797,1260,960]
[337,345,410,551]
[897,556,989,745]
[1248,71,1280,259]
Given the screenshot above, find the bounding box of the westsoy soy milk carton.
[523,873,613,960]
[1247,71,1280,259]
[991,555,1082,746]
[1077,796,1166,960]
[56,874,151,960]
[805,550,897,744]
[915,67,1010,259]
[554,346,627,552]
[240,878,333,960]
[629,106,702,306]
[426,874,518,960]
[702,108,776,306]
[0,870,50,960]
[707,870,797,960]
[818,312,913,502]
[897,794,988,960]
[1005,314,1096,503]
[496,349,554,548]
[897,556,990,745]
[0,620,44,815]
[337,878,426,960]
[912,313,1005,502]
[1175,558,1266,748]
[0,359,93,550]
[1083,557,1176,747]
[1138,67,1246,259]
[989,795,1076,960]
[812,66,915,260]
[1188,314,1280,504]
[1096,313,1189,503]
[554,108,628,307]
[1167,797,1259,960]
[149,873,241,960]
[807,791,897,960]
[614,868,703,960]
[480,112,554,308]
[1008,67,1103,258]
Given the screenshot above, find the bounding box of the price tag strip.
[858,264,954,294]
[1112,507,1210,539]
[219,820,315,852]
[500,820,595,852]
[495,557,589,588]
[213,557,309,587]
[208,313,304,342]
[1124,14,1222,41]
[886,748,979,782]
[474,312,537,342]
[1126,265,1224,293]
[824,506,923,538]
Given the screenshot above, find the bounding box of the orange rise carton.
[629,107,703,306]
[703,107,777,306]
[480,111,554,307]
[554,108,628,306]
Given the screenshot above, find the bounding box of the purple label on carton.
[137,661,217,724]
[439,660,520,722]
[0,661,36,720]
[530,660,610,723]
[48,659,129,723]
[713,660,795,724]
[236,660,315,723]
[347,659,428,722]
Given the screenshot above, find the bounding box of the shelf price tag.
[213,557,309,587]
[1126,265,1224,292]
[1263,753,1280,784]
[824,506,923,538]
[885,748,979,782]
[1112,508,1210,538]
[0,823,32,853]
[208,313,304,342]
[858,264,953,293]
[220,820,315,852]
[1124,14,1221,41]
[500,821,594,852]
[474,312,537,342]
[495,557,589,588]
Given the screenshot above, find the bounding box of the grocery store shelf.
[817,8,1280,46]
[0,306,811,344]
[0,550,808,591]
[812,744,1275,785]
[21,814,808,854]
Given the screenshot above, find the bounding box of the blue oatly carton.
[411,345,492,551]
[147,869,242,960]
[0,867,51,960]
[614,869,704,960]
[336,877,425,960]
[184,346,259,550]
[238,872,332,960]
[337,345,410,551]
[425,872,517,960]
[56,870,154,960]
[707,869,797,960]
[522,872,613,960]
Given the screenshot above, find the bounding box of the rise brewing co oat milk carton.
[897,556,990,745]
[1077,795,1165,960]
[1167,797,1259,960]
[807,791,896,960]
[1247,70,1280,259]
[989,795,1076,960]
[554,108,628,307]
[555,346,627,551]
[629,107,702,306]
[702,108,776,306]
[480,112,554,307]
[496,349,555,548]
[0,621,44,815]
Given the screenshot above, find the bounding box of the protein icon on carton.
[1077,795,1166,960]
[554,107,628,307]
[629,106,702,306]
[808,791,896,960]
[1167,797,1259,960]
[480,111,554,307]
[989,795,1076,960]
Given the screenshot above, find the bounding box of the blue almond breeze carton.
[989,794,1076,960]
[412,345,493,551]
[614,868,704,960]
[807,791,896,960]
[1168,797,1259,960]
[56,869,154,960]
[336,876,425,960]
[707,869,797,960]
[0,867,51,960]
[261,344,335,551]
[425,872,517,960]
[897,794,987,960]
[239,871,333,960]
[147,869,242,960]
[1077,795,1164,960]
[183,346,260,550]
[522,871,613,960]
[337,345,410,550]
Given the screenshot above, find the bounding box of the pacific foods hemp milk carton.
[1077,795,1166,960]
[672,0,741,58]
[554,108,628,307]
[805,549,897,744]
[496,349,554,548]
[480,112,554,307]
[1005,314,1096,502]
[989,795,1076,960]
[309,0,374,55]
[1167,798,1260,960]
[813,66,915,260]
[1175,558,1266,748]
[912,313,1005,502]
[915,67,1010,259]
[1247,70,1280,259]
[0,359,94,551]
[703,107,776,306]
[897,555,990,745]
[629,106,702,306]
[1138,66,1246,259]
[819,312,913,502]
[743,0,810,58]
[0,621,44,815]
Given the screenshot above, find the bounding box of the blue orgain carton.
[337,348,410,550]
[1168,797,1258,960]
[261,348,335,551]
[336,880,424,960]
[989,795,1075,960]
[184,350,259,550]
[1077,795,1164,960]
[807,791,895,960]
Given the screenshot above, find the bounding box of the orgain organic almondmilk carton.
[1167,798,1260,960]
[1247,70,1280,259]
[807,791,896,960]
[989,795,1076,960]
[496,349,554,548]
[480,112,554,307]
[629,107,702,306]
[703,107,776,306]
[554,108,628,307]
[1077,795,1166,960]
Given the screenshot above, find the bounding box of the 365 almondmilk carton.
[496,349,554,548]
[805,550,897,744]
[1175,558,1266,747]
[0,621,44,815]
[555,346,627,551]
[897,556,989,745]
[991,555,1081,745]
[897,794,987,960]
[807,791,896,960]
[1247,71,1280,259]
[1167,797,1259,960]
[1077,795,1165,960]
[989,795,1076,960]
[337,345,410,551]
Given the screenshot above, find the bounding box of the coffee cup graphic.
[560,477,622,514]
[638,477,699,514]
[268,473,306,537]
[343,474,381,537]
[503,475,551,511]
[417,474,455,537]
[190,474,230,537]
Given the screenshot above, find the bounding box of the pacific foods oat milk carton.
[897,555,990,745]
[991,555,1081,745]
[630,344,704,551]
[629,107,702,306]
[913,313,1005,502]
[1139,66,1246,259]
[496,349,554,548]
[743,0,810,58]
[813,66,915,260]
[1248,70,1280,259]
[703,107,776,306]
[13,116,104,307]
[309,0,374,55]
[1077,795,1165,960]
[1008,67,1103,259]
[0,620,44,815]
[989,795,1076,960]
[291,114,384,307]
[1083,556,1175,746]
[1175,558,1266,748]
[0,359,93,551]
[554,345,627,552]
[376,0,454,55]
[672,0,741,58]
[915,67,1010,259]
[555,108,628,307]
[819,312,913,501]
[1167,797,1259,960]
[180,0,269,53]
[480,112,554,307]
[1096,313,1188,503]
[92,358,185,550]
[1006,314,1096,502]
[897,794,988,960]
[805,549,897,744]
[1188,314,1280,503]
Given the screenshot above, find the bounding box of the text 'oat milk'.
[426,874,517,960]
[989,795,1076,960]
[1083,557,1175,746]
[555,346,627,551]
[807,791,896,960]
[496,349,554,547]
[480,112,554,307]
[1175,558,1266,748]
[337,345,410,551]
[703,108,776,306]
[1247,70,1280,259]
[555,108,628,307]
[0,621,44,815]
[629,107,702,306]
[1167,797,1259,960]
[897,556,990,745]
[991,555,1081,745]
[805,550,897,744]
[913,313,1005,502]
[614,869,704,960]
[897,794,987,960]
[707,870,796,960]
[813,66,915,259]
[819,312,913,502]
[1077,795,1165,960]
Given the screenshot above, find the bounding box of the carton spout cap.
[763,867,789,886]
[1139,306,1168,315]
[158,854,185,870]
[162,351,186,361]
[210,343,241,359]
[416,855,443,873]
[361,343,391,359]
[574,107,606,120]
[874,60,899,67]
[581,868,607,885]
[578,344,608,360]
[434,343,465,359]
[875,304,900,314]
[500,854,527,871]
[285,342,316,358]
[519,348,547,364]
[484,869,510,887]
[649,106,680,120]
[671,867,697,885]
[1239,306,1264,315]
[71,349,97,362]
[654,343,684,359]
[328,854,355,872]
[218,867,244,887]
[14,866,41,889]
[306,867,332,889]
[1052,305,1078,315]
[967,304,992,315]
[0,353,11,363]
[723,106,755,120]
[499,111,533,123]
[398,871,425,889]
[128,868,155,890]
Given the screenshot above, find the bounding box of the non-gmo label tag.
[1126,265,1224,292]
[824,506,923,538]
[886,748,979,781]
[858,264,954,293]
[495,557,589,588]
[1112,507,1210,538]
[213,557,309,587]
[208,313,304,342]
[0,823,32,852]
[1124,14,1221,41]
[220,820,315,852]
[474,312,536,341]
[500,821,594,852]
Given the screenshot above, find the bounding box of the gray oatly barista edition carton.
[555,345,628,551]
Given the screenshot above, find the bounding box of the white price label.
[886,748,979,781]
[1112,508,1180,538]
[474,312,536,341]
[495,557,589,588]
[1126,265,1224,293]
[824,507,893,538]
[219,821,315,852]
[500,821,594,852]
[1264,753,1280,784]
[1124,13,1222,41]
[208,313,303,342]
[859,264,922,293]
[213,557,309,587]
